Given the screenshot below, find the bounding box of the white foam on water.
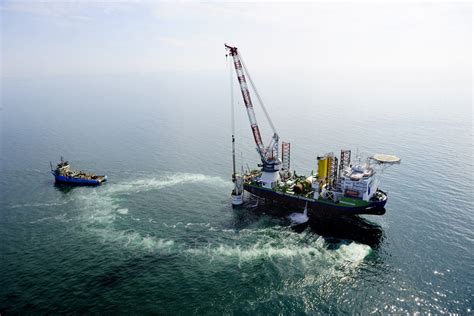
[77,173,228,252]
[288,212,309,225]
[105,173,229,195]
[222,229,236,233]
[329,242,372,265]
[75,173,372,267]
[185,222,212,229]
[91,227,175,252]
[117,208,128,215]
[8,199,74,209]
[288,204,309,225]
[29,213,71,224]
[79,194,118,225]
[187,228,371,268]
[189,242,324,261]
[186,222,209,227]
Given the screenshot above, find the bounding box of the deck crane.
[225,44,287,189]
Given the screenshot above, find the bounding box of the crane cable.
[228,54,235,137]
[239,52,277,135]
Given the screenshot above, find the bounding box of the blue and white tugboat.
[51,157,107,186]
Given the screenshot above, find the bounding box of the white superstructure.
[340,164,378,201]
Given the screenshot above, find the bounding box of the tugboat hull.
[244,184,386,216]
[53,174,107,186]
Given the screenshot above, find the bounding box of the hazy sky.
[1,1,472,78]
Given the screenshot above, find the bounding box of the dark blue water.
[1,73,472,313]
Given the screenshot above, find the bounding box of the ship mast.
[228,52,244,206]
[229,54,237,182]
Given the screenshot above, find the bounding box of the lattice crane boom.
[225,44,280,170]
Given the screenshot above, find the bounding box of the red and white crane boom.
[225,44,281,172]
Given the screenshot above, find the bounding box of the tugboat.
[225,44,400,215]
[50,157,107,186]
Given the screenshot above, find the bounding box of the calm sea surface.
[1,72,472,313]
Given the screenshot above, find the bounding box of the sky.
[0,1,472,78]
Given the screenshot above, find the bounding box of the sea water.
[0,73,472,313]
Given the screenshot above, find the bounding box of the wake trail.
[73,173,371,269]
[105,173,230,195]
[75,173,231,250]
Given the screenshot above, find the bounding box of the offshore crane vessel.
[225,44,400,215]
